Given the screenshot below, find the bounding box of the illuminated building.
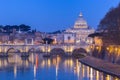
[65,13,94,44]
[63,32,76,44]
[0,33,9,44]
[34,32,43,44]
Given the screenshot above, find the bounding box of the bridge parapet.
[0,44,89,55]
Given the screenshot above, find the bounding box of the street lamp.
[43,40,50,57]
[46,41,48,54]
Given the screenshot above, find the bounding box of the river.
[0,53,119,80]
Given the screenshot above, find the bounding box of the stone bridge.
[0,44,89,55]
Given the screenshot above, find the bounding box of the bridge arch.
[36,48,43,53]
[6,48,20,57]
[28,48,35,53]
[72,48,87,58]
[50,48,65,56]
[28,47,43,53]
[6,48,20,54]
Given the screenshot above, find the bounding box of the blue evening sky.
[0,0,119,32]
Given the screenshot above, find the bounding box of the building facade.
[63,32,76,44]
[65,13,94,44]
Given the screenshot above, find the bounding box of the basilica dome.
[74,13,88,29]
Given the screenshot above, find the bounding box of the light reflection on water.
[0,53,119,80]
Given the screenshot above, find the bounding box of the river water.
[0,53,119,80]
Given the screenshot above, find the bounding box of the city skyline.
[0,1,120,80]
[0,0,120,32]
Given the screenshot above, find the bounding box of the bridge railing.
[0,43,88,46]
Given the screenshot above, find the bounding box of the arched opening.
[50,48,65,56]
[36,48,43,53]
[28,48,43,53]
[7,48,15,53]
[28,48,35,53]
[7,48,20,57]
[7,48,20,53]
[72,48,87,58]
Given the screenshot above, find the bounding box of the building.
[65,13,94,44]
[0,33,9,44]
[45,33,64,44]
[63,32,76,44]
[88,33,103,46]
[34,32,43,44]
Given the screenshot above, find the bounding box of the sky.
[0,0,120,32]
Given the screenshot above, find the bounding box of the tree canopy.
[42,38,54,44]
[98,4,120,45]
[0,24,31,33]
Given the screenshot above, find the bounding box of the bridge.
[0,44,89,56]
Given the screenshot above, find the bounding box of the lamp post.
[114,47,118,63]
[46,41,48,55]
[43,40,50,57]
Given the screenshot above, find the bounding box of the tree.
[0,24,32,33]
[19,24,31,32]
[3,25,11,33]
[31,29,36,33]
[42,38,54,44]
[0,25,4,32]
[12,25,19,31]
[98,4,120,45]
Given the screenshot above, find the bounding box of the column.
[32,38,34,45]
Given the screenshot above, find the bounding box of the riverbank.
[79,56,120,78]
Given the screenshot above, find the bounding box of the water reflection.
[0,53,119,80]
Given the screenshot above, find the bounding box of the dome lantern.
[74,12,88,29]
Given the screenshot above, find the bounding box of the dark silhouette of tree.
[31,29,36,33]
[48,30,65,34]
[43,38,54,44]
[3,25,11,33]
[11,25,19,31]
[0,25,4,32]
[19,24,31,32]
[98,3,120,45]
[0,24,31,33]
